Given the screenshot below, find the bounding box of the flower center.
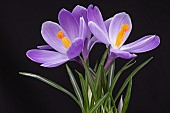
[115,24,130,47]
[57,31,71,49]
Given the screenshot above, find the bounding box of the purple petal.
[67,38,84,59]
[109,12,132,47]
[72,5,87,25]
[26,49,69,64]
[79,17,87,40]
[40,59,68,68]
[88,36,98,51]
[58,9,79,41]
[87,5,107,34]
[88,21,109,45]
[110,48,137,59]
[120,35,160,53]
[72,5,91,39]
[41,21,67,54]
[37,45,53,50]
[105,17,112,32]
[82,37,98,61]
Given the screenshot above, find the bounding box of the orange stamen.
[115,24,130,47]
[56,31,71,49]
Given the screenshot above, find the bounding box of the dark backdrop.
[0,0,169,113]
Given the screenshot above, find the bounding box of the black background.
[0,0,169,113]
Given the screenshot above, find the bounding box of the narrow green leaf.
[94,64,102,92]
[114,57,153,102]
[19,72,82,109]
[101,66,107,93]
[76,70,89,112]
[66,65,84,108]
[99,45,111,66]
[94,60,98,72]
[104,59,136,109]
[89,93,109,113]
[122,78,132,113]
[107,61,115,89]
[79,55,97,101]
[109,60,136,95]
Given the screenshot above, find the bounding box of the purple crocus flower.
[71,5,98,61]
[27,6,87,68]
[87,5,160,68]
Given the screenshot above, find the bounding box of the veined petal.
[72,5,87,25]
[26,49,69,64]
[37,45,53,50]
[41,21,67,54]
[88,21,109,45]
[105,17,112,32]
[41,59,68,68]
[120,35,160,53]
[67,38,84,59]
[79,17,87,40]
[72,5,91,39]
[109,12,132,47]
[110,48,137,59]
[82,36,98,61]
[88,36,99,51]
[58,8,79,41]
[87,5,107,34]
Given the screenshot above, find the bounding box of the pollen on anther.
[57,31,64,39]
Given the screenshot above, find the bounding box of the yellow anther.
[115,24,130,47]
[57,31,64,39]
[61,37,71,49]
[56,31,71,49]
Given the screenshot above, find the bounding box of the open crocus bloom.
[27,7,87,67]
[87,5,160,59]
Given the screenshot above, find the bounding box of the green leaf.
[122,78,132,113]
[76,70,89,112]
[89,93,109,113]
[19,72,82,109]
[66,65,84,108]
[101,66,107,93]
[114,57,153,102]
[107,61,115,89]
[94,64,102,92]
[104,58,136,109]
[94,60,98,72]
[79,55,97,101]
[99,45,111,66]
[109,59,136,96]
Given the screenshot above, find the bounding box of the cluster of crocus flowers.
[22,4,161,113]
[27,5,160,68]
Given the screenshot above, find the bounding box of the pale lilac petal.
[88,21,109,45]
[72,5,91,39]
[87,5,107,34]
[37,45,53,50]
[109,12,132,47]
[72,5,87,25]
[79,17,87,40]
[26,49,69,64]
[82,37,98,61]
[41,21,67,54]
[110,48,137,59]
[58,9,79,41]
[120,35,160,53]
[67,38,84,59]
[41,59,68,68]
[105,17,112,32]
[88,36,99,51]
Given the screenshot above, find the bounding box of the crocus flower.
[71,5,98,61]
[87,5,160,68]
[27,6,87,68]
